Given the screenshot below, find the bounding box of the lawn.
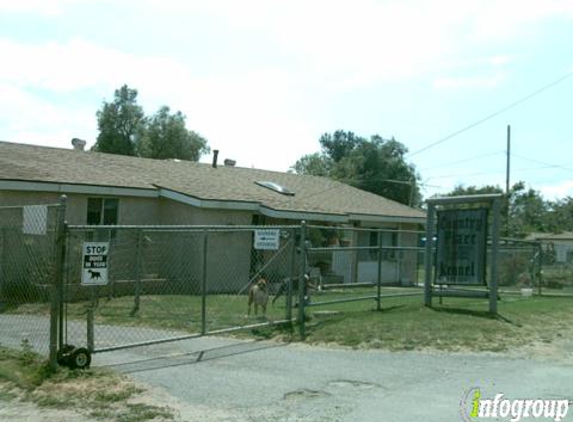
[8,287,573,353]
[302,293,573,352]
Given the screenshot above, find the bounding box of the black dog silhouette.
[87,269,102,280]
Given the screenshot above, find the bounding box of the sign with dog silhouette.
[81,242,109,286]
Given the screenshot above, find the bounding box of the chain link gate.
[0,199,65,369]
[58,224,301,362]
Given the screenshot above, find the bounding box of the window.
[87,198,119,225]
[255,181,295,196]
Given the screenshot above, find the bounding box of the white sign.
[81,242,109,286]
[22,205,48,235]
[254,229,280,250]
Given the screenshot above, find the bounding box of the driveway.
[2,313,572,421]
[96,336,573,422]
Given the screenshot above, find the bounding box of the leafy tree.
[93,85,209,161]
[546,197,573,233]
[137,106,209,161]
[508,182,548,237]
[441,182,549,238]
[290,152,330,176]
[319,130,362,163]
[292,131,421,206]
[93,85,145,156]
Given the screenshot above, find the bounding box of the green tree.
[93,85,145,156]
[290,152,330,176]
[138,106,209,161]
[442,182,549,238]
[292,131,421,206]
[546,197,573,233]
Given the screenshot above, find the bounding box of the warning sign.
[81,242,109,286]
[254,229,280,250]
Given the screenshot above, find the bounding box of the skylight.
[255,181,295,196]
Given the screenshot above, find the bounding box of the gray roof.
[0,141,425,222]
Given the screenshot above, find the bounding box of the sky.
[0,0,572,201]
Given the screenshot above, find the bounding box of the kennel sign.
[254,229,280,250]
[436,208,488,285]
[81,242,110,286]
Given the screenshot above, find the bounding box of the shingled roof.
[0,141,425,223]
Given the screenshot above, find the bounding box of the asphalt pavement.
[95,336,573,422]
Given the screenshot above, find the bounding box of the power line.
[426,165,562,181]
[420,151,503,171]
[407,71,573,158]
[511,153,573,173]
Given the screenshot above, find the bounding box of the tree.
[137,106,209,161]
[292,131,421,207]
[290,152,330,176]
[546,197,573,233]
[93,85,209,161]
[441,182,549,238]
[93,85,145,156]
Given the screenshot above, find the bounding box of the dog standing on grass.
[248,278,269,316]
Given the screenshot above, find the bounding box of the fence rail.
[1,200,572,368]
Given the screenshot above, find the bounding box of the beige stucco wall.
[1,189,422,292]
[157,199,252,225]
[0,190,160,225]
[156,199,255,292]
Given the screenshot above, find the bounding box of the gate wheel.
[70,347,91,370]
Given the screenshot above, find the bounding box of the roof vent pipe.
[71,138,86,151]
[212,149,219,168]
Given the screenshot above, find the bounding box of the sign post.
[424,194,502,314]
[81,242,109,286]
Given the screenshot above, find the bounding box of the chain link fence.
[304,225,425,315]
[0,203,62,357]
[537,242,573,296]
[496,238,542,295]
[62,225,300,353]
[2,198,571,365]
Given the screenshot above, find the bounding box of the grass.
[300,294,573,352]
[0,344,174,422]
[8,287,573,353]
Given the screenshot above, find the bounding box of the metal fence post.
[87,306,94,353]
[489,198,501,315]
[130,229,143,316]
[376,231,383,311]
[298,221,307,340]
[424,204,435,307]
[0,227,6,312]
[287,230,296,322]
[537,243,543,296]
[50,195,67,370]
[201,230,208,335]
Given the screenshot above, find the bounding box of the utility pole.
[505,124,511,196]
[505,125,511,234]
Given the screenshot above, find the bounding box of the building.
[527,232,573,264]
[0,140,425,289]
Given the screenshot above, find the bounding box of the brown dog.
[248,278,269,316]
